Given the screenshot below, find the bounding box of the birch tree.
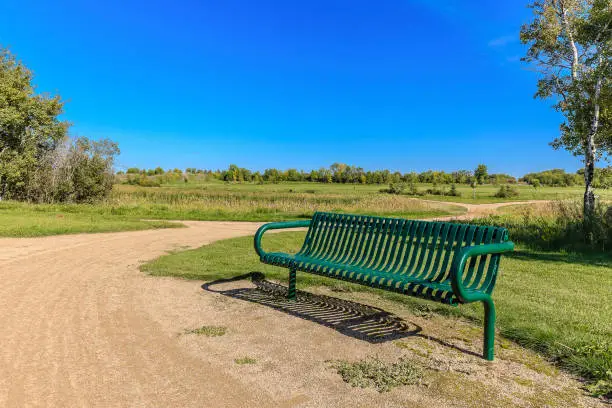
[521,0,611,225]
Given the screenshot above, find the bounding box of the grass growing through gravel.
[332,356,423,392]
[184,325,227,337]
[0,202,181,237]
[234,357,257,365]
[141,231,612,394]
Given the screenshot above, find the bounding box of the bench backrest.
[298,212,509,293]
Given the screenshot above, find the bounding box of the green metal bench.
[254,211,514,360]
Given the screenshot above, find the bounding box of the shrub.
[387,182,407,195]
[449,184,461,197]
[494,185,520,198]
[24,137,119,203]
[125,175,162,188]
[408,183,421,196]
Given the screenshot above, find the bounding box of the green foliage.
[474,164,488,184]
[332,357,422,392]
[521,0,611,159]
[521,169,582,186]
[125,174,162,187]
[386,182,407,195]
[0,47,67,199]
[494,185,520,198]
[174,163,501,186]
[184,325,227,337]
[234,356,257,365]
[521,0,611,222]
[449,183,461,197]
[585,371,612,398]
[0,46,119,203]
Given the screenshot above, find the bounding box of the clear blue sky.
[0,0,583,176]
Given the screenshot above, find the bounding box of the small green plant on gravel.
[234,356,257,365]
[184,325,227,337]
[332,356,423,393]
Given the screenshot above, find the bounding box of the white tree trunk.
[584,70,602,229]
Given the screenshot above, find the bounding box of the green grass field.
[2,179,609,237]
[0,183,466,237]
[133,176,612,203]
[141,231,612,393]
[0,202,182,237]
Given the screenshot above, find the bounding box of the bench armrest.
[254,220,312,258]
[450,241,515,303]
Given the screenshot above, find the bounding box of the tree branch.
[559,0,580,80]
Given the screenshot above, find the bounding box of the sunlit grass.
[0,202,181,237]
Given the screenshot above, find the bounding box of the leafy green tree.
[0,48,68,199]
[521,0,611,221]
[474,164,488,184]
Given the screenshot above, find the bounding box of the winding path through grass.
[1,200,607,406]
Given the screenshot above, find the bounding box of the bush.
[125,175,162,187]
[449,184,461,197]
[494,185,520,198]
[381,182,406,195]
[23,137,119,203]
[424,185,460,196]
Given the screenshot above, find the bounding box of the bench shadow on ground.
[202,272,480,357]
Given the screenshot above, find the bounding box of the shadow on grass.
[202,272,482,358]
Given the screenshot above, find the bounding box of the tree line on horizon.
[118,163,612,189]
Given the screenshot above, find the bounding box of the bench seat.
[254,211,514,360]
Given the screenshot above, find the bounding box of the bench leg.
[287,268,296,300]
[483,298,496,361]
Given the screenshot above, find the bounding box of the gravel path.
[0,204,600,407]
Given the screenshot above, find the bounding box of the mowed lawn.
[142,231,612,389]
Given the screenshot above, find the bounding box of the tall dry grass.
[105,185,465,220]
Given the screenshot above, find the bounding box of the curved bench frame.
[254,213,514,360]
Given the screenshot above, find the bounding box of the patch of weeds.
[512,377,534,387]
[329,284,355,293]
[235,356,257,365]
[184,325,227,337]
[332,356,423,393]
[429,371,512,406]
[500,349,559,377]
[394,341,430,358]
[585,372,611,399]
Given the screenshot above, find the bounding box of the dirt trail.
[0,205,600,407]
[425,199,548,221]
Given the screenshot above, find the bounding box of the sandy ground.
[427,200,548,221]
[0,205,603,407]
